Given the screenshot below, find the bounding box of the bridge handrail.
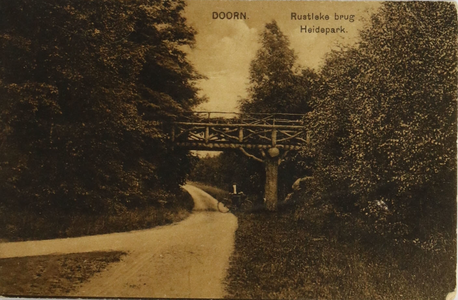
[190,111,306,117]
[173,121,304,129]
[178,111,306,126]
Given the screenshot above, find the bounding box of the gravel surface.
[0,184,238,298]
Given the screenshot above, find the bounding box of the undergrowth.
[0,188,193,242]
[225,209,456,299]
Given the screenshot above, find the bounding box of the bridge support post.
[264,156,280,211]
[264,147,280,211]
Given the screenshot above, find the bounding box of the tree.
[240,20,315,114]
[0,0,204,215]
[302,2,457,236]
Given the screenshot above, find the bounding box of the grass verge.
[0,251,126,296]
[0,187,194,242]
[225,211,456,299]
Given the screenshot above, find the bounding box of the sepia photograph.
[0,0,456,299]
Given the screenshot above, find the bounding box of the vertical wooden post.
[264,154,280,211]
[271,128,277,146]
[238,128,243,142]
[205,126,209,143]
[264,146,281,211]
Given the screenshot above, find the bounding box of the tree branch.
[239,147,264,163]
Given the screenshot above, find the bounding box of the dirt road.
[0,184,238,298]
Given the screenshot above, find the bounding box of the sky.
[183,0,381,112]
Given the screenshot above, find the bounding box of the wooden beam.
[276,131,304,143]
[205,126,209,143]
[174,122,304,129]
[271,128,277,147]
[211,127,240,142]
[265,155,280,211]
[239,147,264,163]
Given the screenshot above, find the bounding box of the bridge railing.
[166,111,309,150]
[178,111,305,126]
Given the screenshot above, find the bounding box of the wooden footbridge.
[167,112,308,210]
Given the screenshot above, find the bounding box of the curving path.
[0,184,238,298]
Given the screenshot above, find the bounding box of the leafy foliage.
[300,2,457,236]
[0,0,203,215]
[240,21,318,114]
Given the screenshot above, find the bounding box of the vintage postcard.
[0,0,456,299]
